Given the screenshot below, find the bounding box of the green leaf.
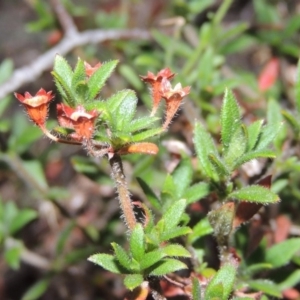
[233,149,276,168]
[106,89,133,113]
[55,222,76,254]
[221,89,241,153]
[160,226,192,242]
[52,55,75,105]
[192,277,201,300]
[4,244,22,269]
[0,59,14,84]
[71,58,86,99]
[10,209,37,235]
[158,199,186,231]
[278,270,300,290]
[140,250,164,270]
[124,274,144,291]
[265,238,300,268]
[131,127,163,143]
[282,110,300,134]
[255,122,282,151]
[162,244,191,257]
[21,279,50,300]
[224,125,247,168]
[149,258,187,276]
[183,182,210,204]
[229,185,279,204]
[111,242,132,271]
[52,71,76,106]
[130,223,145,262]
[88,253,122,274]
[115,90,137,130]
[21,160,48,190]
[129,116,159,133]
[119,64,143,90]
[205,283,223,299]
[53,55,73,87]
[247,120,264,151]
[188,218,213,244]
[205,264,236,300]
[88,60,118,100]
[172,158,193,198]
[247,280,282,298]
[161,174,176,201]
[137,177,161,210]
[208,154,230,177]
[194,122,219,181]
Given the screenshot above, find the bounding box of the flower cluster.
[141,68,190,129]
[15,58,190,157]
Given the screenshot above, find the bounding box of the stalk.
[109,154,136,231]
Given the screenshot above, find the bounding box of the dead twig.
[0,28,151,100]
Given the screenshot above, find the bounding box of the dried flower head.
[14,88,54,126]
[140,68,176,116]
[57,103,99,140]
[160,78,190,129]
[84,61,102,77]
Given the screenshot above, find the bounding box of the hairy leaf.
[149,258,187,276]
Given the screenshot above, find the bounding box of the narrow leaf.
[247,280,282,297]
[158,199,186,231]
[10,209,37,235]
[172,158,193,198]
[129,116,159,132]
[194,122,219,181]
[115,91,138,130]
[149,258,187,276]
[208,154,230,177]
[183,182,210,204]
[140,250,164,270]
[255,122,282,151]
[278,270,300,290]
[265,238,300,268]
[233,149,276,168]
[130,223,145,262]
[88,60,118,100]
[131,127,163,143]
[229,185,279,204]
[224,125,247,168]
[188,218,213,244]
[160,226,192,242]
[247,120,264,151]
[162,244,191,257]
[88,253,122,274]
[205,264,236,300]
[111,243,132,271]
[21,279,50,300]
[221,89,241,152]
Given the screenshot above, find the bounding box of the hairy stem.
[109,154,136,231]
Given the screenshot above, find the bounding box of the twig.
[0,28,150,100]
[50,0,78,36]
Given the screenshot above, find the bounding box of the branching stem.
[109,154,136,231]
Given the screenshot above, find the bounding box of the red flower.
[84,61,102,77]
[160,78,190,129]
[140,68,175,116]
[14,88,54,126]
[57,103,99,140]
